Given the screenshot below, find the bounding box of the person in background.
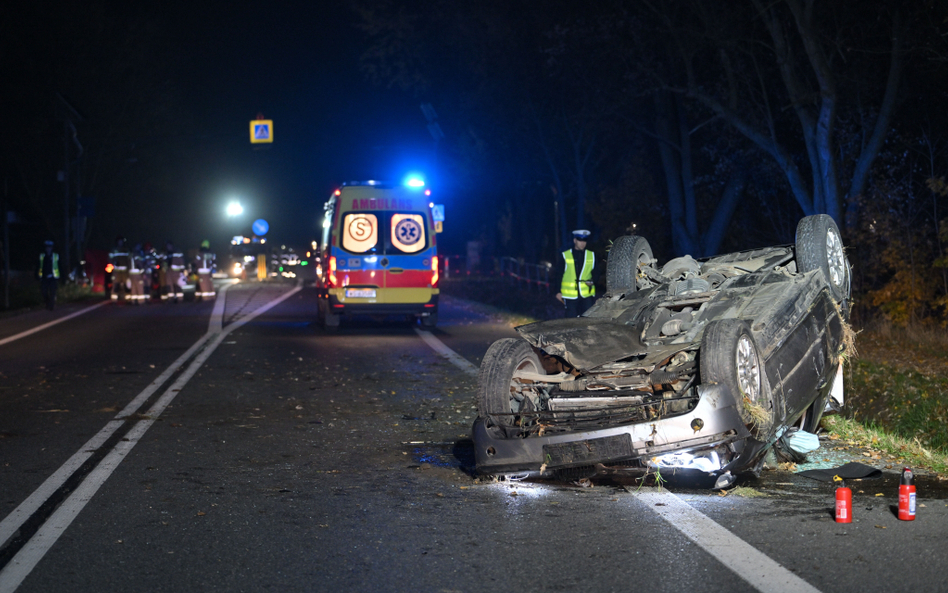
[195,239,216,300]
[37,240,60,310]
[142,242,160,301]
[108,236,131,302]
[555,229,598,317]
[128,244,147,305]
[162,241,185,303]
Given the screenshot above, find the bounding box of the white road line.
[0,301,110,347]
[0,285,237,550]
[0,284,300,593]
[0,332,214,551]
[415,328,479,376]
[631,488,822,593]
[207,281,236,334]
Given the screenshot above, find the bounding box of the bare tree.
[640,0,905,229]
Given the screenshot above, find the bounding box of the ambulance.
[316,180,439,329]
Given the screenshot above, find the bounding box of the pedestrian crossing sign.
[250,119,273,144]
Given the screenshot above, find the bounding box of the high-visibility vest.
[168,252,186,271]
[109,250,131,271]
[39,253,60,279]
[561,249,595,299]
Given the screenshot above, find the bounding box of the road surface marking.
[415,328,479,376]
[0,284,298,593]
[208,280,237,333]
[632,487,822,593]
[0,301,110,347]
[0,286,237,551]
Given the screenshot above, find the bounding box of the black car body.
[472,215,851,488]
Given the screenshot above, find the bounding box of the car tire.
[420,312,438,329]
[700,319,774,435]
[606,235,653,294]
[795,214,849,302]
[477,338,544,428]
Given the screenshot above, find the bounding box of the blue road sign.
[252,219,269,236]
[249,119,273,144]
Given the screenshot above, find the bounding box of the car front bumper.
[472,383,768,479]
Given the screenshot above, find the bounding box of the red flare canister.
[834,475,852,523]
[898,467,916,521]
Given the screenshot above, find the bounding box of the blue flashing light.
[403,175,426,189]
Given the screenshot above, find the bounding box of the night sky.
[160,1,438,252]
[5,0,945,286]
[2,1,442,264]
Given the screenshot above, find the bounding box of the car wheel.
[700,319,774,435]
[420,312,438,329]
[477,338,544,428]
[606,235,653,294]
[795,214,849,302]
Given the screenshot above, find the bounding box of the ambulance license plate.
[346,288,376,299]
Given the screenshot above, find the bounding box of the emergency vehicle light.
[403,175,425,189]
[431,255,439,287]
[328,256,338,286]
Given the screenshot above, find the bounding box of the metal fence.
[499,256,553,292]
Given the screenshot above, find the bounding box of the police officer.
[37,240,60,310]
[556,229,598,317]
[195,239,216,300]
[162,241,185,303]
[108,236,131,302]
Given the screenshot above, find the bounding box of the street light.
[226,201,244,217]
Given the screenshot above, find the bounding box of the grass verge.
[821,416,948,475]
[1,279,99,314]
[842,322,948,476]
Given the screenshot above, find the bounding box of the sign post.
[250,219,269,280]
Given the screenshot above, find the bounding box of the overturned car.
[473,215,851,489]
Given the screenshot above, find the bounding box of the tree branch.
[845,9,904,228]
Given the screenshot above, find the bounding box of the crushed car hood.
[516,318,649,370]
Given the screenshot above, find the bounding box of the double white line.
[0,284,300,593]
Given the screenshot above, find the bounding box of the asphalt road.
[1,281,946,592]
